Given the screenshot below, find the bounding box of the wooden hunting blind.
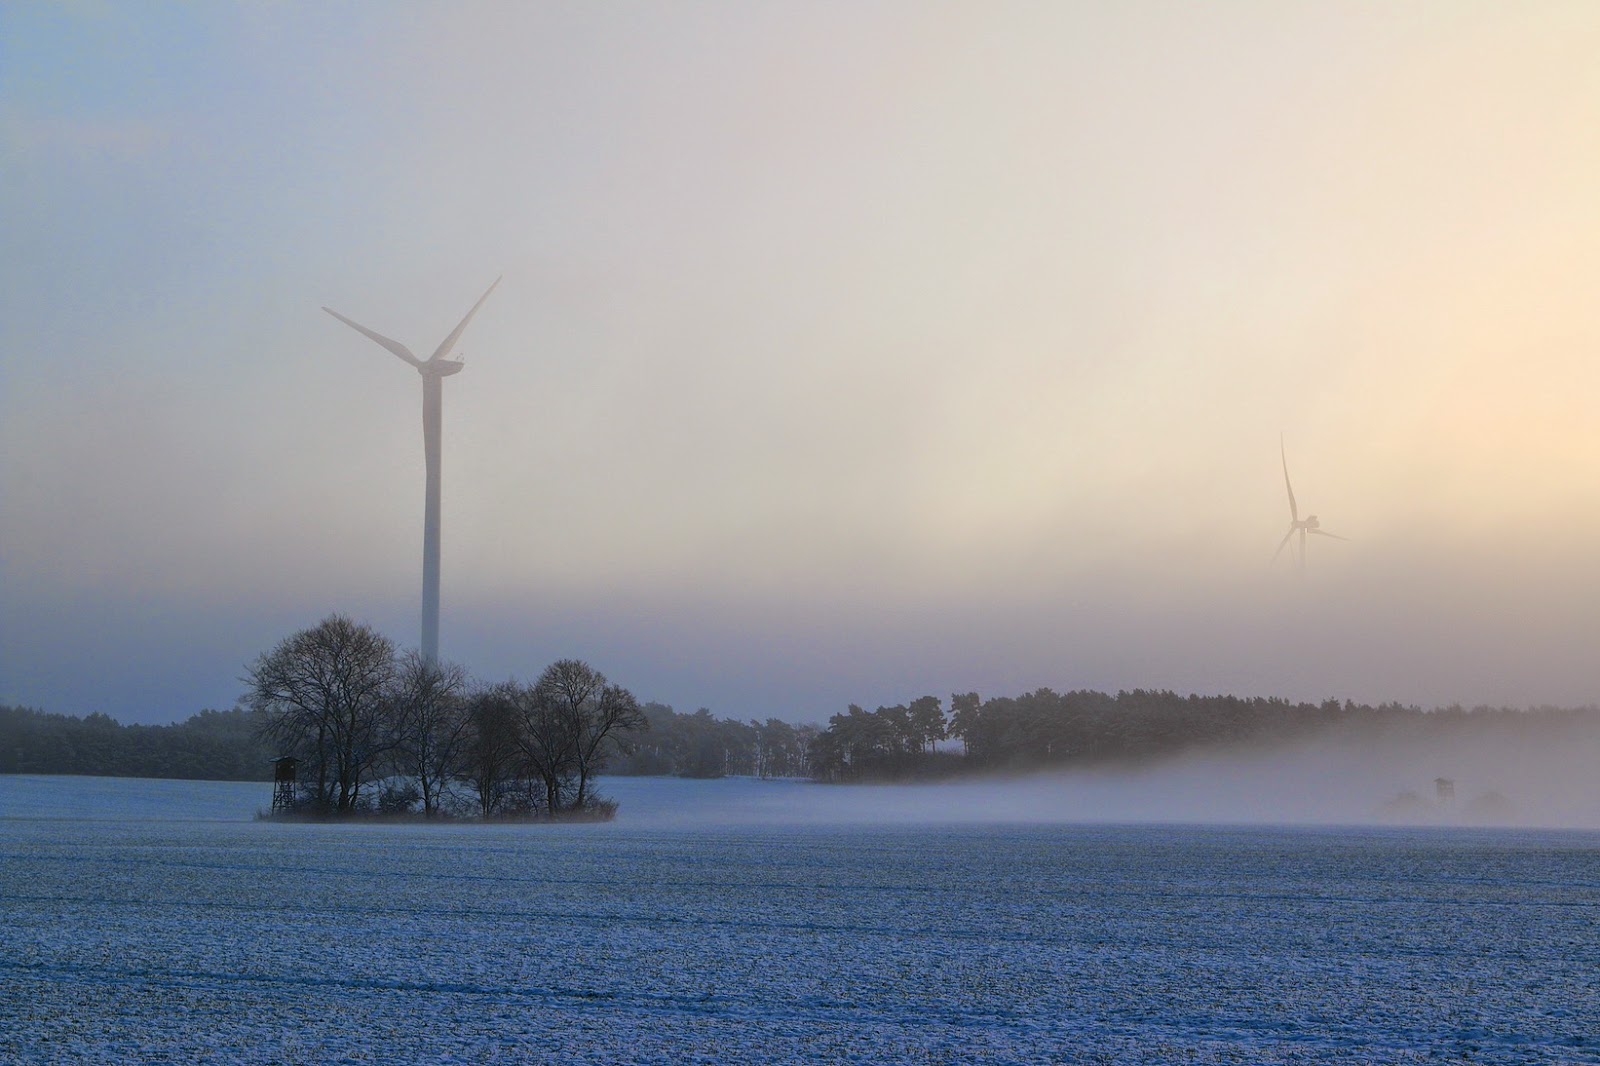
[272,756,298,813]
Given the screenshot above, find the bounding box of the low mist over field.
[945,733,1597,829]
[615,724,1600,831]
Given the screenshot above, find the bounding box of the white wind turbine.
[1273,434,1348,573]
[323,277,501,664]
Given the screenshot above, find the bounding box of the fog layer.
[610,723,1600,831]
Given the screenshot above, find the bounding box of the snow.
[2,775,1597,1063]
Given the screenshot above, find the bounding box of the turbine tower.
[1273,434,1348,573]
[323,277,501,664]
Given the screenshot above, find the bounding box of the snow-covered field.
[2,774,1597,1064]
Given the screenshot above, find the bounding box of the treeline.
[247,615,645,818]
[13,663,1598,795]
[0,705,274,780]
[2,694,818,786]
[607,704,818,779]
[809,689,1600,782]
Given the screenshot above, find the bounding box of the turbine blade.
[323,307,422,367]
[1280,433,1299,522]
[1309,529,1350,541]
[429,276,502,363]
[1272,527,1295,562]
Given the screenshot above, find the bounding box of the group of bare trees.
[245,615,645,817]
[457,661,646,816]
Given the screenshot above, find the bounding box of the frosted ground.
[2,775,1597,1064]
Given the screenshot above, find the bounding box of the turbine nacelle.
[421,357,465,378]
[322,275,501,379]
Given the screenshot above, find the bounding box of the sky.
[3,2,1599,726]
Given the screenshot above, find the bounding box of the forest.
[0,704,274,780]
[0,697,815,787]
[607,704,819,779]
[807,689,1600,782]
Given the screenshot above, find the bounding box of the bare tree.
[246,615,398,812]
[511,681,578,814]
[459,683,521,817]
[534,659,645,810]
[390,651,468,816]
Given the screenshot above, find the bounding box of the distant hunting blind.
[272,756,298,813]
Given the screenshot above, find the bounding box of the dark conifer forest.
[803,691,1600,782]
[0,705,275,780]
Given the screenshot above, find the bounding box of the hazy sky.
[3,2,1598,725]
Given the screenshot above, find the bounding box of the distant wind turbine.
[1273,434,1348,573]
[323,277,501,664]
